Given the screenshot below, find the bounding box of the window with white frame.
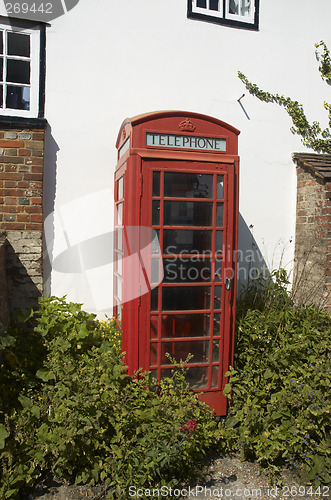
[0,18,43,118]
[188,0,259,30]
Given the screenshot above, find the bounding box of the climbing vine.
[238,41,331,153]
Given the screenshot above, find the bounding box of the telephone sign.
[114,110,240,416]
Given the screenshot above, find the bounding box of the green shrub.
[0,297,218,499]
[223,270,331,485]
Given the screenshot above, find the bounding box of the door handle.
[225,277,233,291]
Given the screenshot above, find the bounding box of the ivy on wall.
[238,42,331,153]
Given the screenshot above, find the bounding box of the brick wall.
[293,165,330,311]
[0,127,45,314]
[0,231,8,326]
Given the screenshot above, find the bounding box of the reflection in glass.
[162,286,211,311]
[151,287,158,311]
[116,277,122,302]
[211,366,219,388]
[7,59,30,84]
[118,177,123,199]
[215,258,222,282]
[163,258,211,283]
[0,31,3,54]
[214,313,221,336]
[116,228,123,251]
[151,229,160,254]
[152,200,160,225]
[6,85,30,110]
[216,231,223,254]
[217,175,224,199]
[164,201,213,226]
[214,287,221,309]
[164,172,213,199]
[150,317,158,339]
[117,202,123,225]
[161,366,209,389]
[163,229,212,254]
[241,0,251,16]
[153,171,160,196]
[7,32,30,57]
[116,253,122,276]
[151,258,159,284]
[229,0,239,14]
[212,340,220,362]
[0,58,3,81]
[150,343,157,366]
[161,340,209,364]
[216,203,223,227]
[161,314,210,338]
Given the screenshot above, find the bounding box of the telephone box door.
[139,159,237,415]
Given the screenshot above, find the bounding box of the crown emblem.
[179,118,196,132]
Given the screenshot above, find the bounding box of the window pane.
[161,366,208,389]
[163,229,212,254]
[116,202,123,225]
[217,175,224,199]
[164,172,213,198]
[0,85,2,108]
[0,58,3,82]
[7,59,30,84]
[212,340,220,362]
[161,340,209,364]
[0,31,3,54]
[161,314,210,338]
[6,85,30,110]
[241,0,252,16]
[211,366,219,388]
[214,286,221,309]
[153,171,160,197]
[150,343,157,366]
[118,177,123,199]
[151,258,160,284]
[215,258,222,282]
[152,200,160,225]
[229,0,239,14]
[151,287,158,311]
[197,0,207,7]
[7,32,30,57]
[162,286,211,311]
[150,317,158,339]
[210,0,219,10]
[213,313,221,335]
[216,203,223,227]
[216,231,223,254]
[164,201,213,226]
[163,258,212,283]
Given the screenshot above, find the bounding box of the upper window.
[0,18,44,118]
[188,0,259,30]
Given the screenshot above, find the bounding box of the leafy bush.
[0,297,218,499]
[223,270,331,485]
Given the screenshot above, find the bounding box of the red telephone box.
[114,111,239,416]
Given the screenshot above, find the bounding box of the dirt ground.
[21,453,330,500]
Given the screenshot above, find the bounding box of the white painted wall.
[4,0,330,315]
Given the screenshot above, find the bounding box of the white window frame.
[0,18,40,118]
[191,0,224,19]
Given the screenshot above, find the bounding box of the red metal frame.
[114,111,239,416]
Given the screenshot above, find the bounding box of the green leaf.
[36,368,56,381]
[18,394,33,409]
[0,424,9,449]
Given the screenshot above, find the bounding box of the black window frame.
[187,0,260,31]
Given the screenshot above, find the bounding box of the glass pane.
[116,253,122,276]
[213,313,221,335]
[229,0,239,14]
[216,203,223,227]
[164,173,213,199]
[214,286,221,309]
[186,366,209,389]
[210,0,219,10]
[161,314,210,338]
[151,229,160,254]
[212,340,220,362]
[197,0,207,7]
[117,202,123,225]
[163,258,212,283]
[118,177,123,199]
[0,31,3,54]
[211,366,219,388]
[153,171,160,197]
[215,258,222,282]
[241,0,252,16]
[217,175,224,199]
[7,59,30,84]
[116,228,123,251]
[0,58,3,81]
[0,84,2,107]
[162,286,211,311]
[216,231,223,254]
[150,343,157,366]
[152,200,160,225]
[161,340,209,364]
[164,201,213,226]
[150,316,158,339]
[151,258,159,284]
[6,85,30,110]
[163,229,212,254]
[116,277,122,302]
[7,32,30,57]
[151,287,158,311]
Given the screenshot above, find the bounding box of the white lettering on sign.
[146,133,226,152]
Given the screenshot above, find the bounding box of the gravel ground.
[21,454,330,500]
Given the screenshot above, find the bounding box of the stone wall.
[0,127,45,314]
[293,163,331,312]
